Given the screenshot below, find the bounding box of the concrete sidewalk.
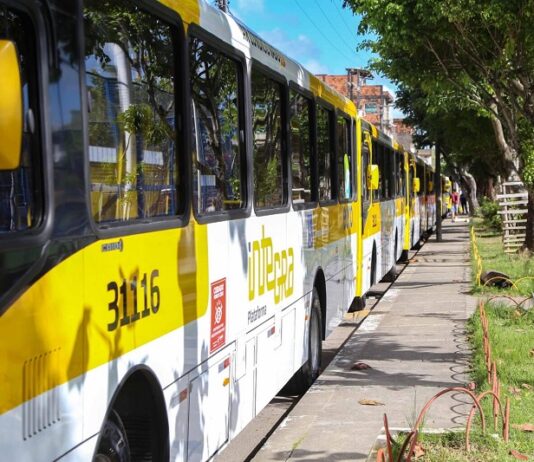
[254,220,476,462]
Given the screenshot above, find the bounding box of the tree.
[396,84,507,214]
[344,0,534,250]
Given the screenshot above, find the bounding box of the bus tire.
[286,288,322,394]
[93,410,130,462]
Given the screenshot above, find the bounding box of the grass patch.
[471,218,534,296]
[409,303,534,461]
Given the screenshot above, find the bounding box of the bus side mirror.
[0,40,23,171]
[413,178,420,193]
[367,164,379,191]
[428,181,434,192]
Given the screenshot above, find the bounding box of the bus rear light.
[179,388,188,403]
[223,377,230,387]
[223,358,231,369]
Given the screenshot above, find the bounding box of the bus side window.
[251,68,285,210]
[361,137,369,203]
[316,104,334,203]
[190,37,245,215]
[386,147,394,200]
[396,151,404,197]
[84,1,180,224]
[374,141,384,201]
[417,164,424,196]
[289,89,313,205]
[336,115,352,202]
[0,7,42,233]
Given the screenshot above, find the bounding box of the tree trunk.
[523,187,534,252]
[459,171,479,215]
[485,176,496,200]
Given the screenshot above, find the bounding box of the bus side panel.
[0,377,85,461]
[380,199,396,277]
[166,374,190,462]
[187,348,232,462]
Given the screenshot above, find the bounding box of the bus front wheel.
[93,410,130,462]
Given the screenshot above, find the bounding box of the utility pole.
[346,68,373,115]
[347,68,354,101]
[435,143,442,241]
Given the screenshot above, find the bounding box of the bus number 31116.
[106,270,161,331]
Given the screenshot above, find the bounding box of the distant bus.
[0,1,434,461]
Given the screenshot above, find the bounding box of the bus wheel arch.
[370,243,377,287]
[394,230,398,261]
[313,269,327,341]
[93,365,169,462]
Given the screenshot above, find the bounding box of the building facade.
[316,72,395,136]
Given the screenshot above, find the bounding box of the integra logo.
[248,226,294,304]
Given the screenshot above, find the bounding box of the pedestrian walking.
[460,192,468,215]
[451,189,460,222]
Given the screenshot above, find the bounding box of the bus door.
[361,131,372,234]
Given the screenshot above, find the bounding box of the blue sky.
[228,0,397,96]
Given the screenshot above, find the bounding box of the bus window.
[416,163,424,196]
[381,146,391,201]
[337,116,352,201]
[372,141,381,201]
[85,1,179,223]
[361,135,370,203]
[190,38,244,215]
[289,90,313,205]
[316,104,334,202]
[251,68,284,209]
[396,151,405,197]
[409,162,414,197]
[384,147,394,200]
[0,7,41,233]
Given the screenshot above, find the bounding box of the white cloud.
[234,0,264,14]
[259,28,320,61]
[302,59,330,75]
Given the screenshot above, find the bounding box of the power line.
[293,0,356,65]
[330,0,360,44]
[313,0,359,59]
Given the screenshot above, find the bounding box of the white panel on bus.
[277,309,296,385]
[229,337,256,439]
[254,318,279,414]
[187,355,231,462]
[166,374,191,462]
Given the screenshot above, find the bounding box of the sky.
[227,0,397,101]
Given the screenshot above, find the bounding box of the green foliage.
[479,197,502,231]
[517,118,534,187]
[117,104,167,146]
[471,218,534,295]
[344,0,534,249]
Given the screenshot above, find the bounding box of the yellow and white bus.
[357,121,409,293]
[0,1,431,460]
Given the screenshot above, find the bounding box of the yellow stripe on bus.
[309,75,357,117]
[0,222,208,415]
[363,202,381,238]
[395,197,405,217]
[159,0,200,26]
